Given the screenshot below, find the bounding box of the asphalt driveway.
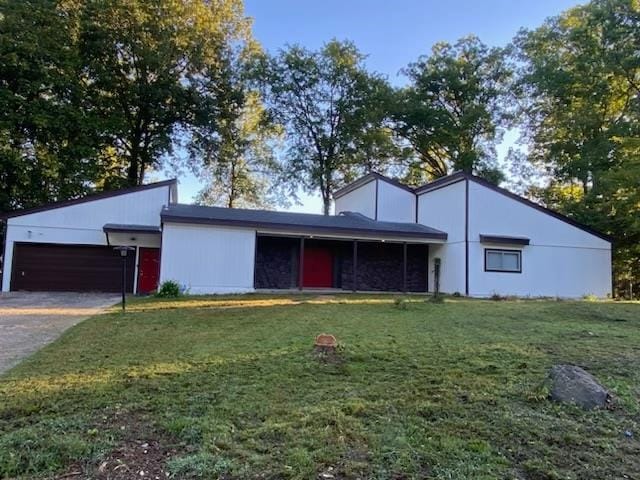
[0,292,119,374]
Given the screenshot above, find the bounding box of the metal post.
[352,240,358,292]
[121,254,126,312]
[403,242,407,293]
[298,237,305,290]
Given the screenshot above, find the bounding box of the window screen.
[485,249,521,273]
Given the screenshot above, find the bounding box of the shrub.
[490,292,507,301]
[452,291,462,297]
[583,293,598,302]
[156,280,181,298]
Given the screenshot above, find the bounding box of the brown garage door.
[11,243,135,292]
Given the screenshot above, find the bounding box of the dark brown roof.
[333,172,415,199]
[161,204,448,241]
[1,179,177,220]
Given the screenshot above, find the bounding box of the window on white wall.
[485,249,521,273]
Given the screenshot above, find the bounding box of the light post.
[114,246,135,312]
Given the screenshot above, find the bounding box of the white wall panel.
[2,185,170,291]
[428,242,466,294]
[417,180,466,242]
[376,181,416,223]
[467,181,611,298]
[160,223,256,294]
[418,181,466,293]
[334,180,376,219]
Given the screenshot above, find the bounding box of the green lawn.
[1,295,639,479]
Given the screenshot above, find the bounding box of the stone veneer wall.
[340,242,428,292]
[254,236,299,289]
[254,236,428,292]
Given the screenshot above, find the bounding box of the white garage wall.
[334,180,376,219]
[160,223,256,294]
[417,180,466,294]
[468,180,612,298]
[376,181,416,223]
[2,185,170,292]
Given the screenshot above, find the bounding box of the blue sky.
[175,0,583,212]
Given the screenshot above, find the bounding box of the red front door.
[137,248,160,294]
[302,247,333,288]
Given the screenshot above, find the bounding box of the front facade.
[1,172,612,298]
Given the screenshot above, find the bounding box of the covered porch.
[254,233,438,293]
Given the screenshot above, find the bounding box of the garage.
[10,243,135,293]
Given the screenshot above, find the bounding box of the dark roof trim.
[414,171,467,194]
[479,234,530,246]
[103,224,162,234]
[161,214,448,241]
[1,179,177,220]
[416,172,612,243]
[333,172,415,199]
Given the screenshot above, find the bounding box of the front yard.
[1,295,639,479]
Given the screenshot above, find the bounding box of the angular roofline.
[333,172,415,199]
[416,171,612,243]
[0,179,177,220]
[414,171,467,194]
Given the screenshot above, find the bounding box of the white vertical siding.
[334,180,376,219]
[467,181,612,298]
[376,181,416,223]
[159,223,256,294]
[2,185,170,292]
[417,180,466,294]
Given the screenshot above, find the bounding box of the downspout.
[465,178,469,296]
[0,219,6,290]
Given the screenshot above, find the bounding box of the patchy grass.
[1,294,639,479]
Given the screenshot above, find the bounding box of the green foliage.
[514,0,640,296]
[394,36,512,185]
[259,40,399,214]
[0,0,253,211]
[155,280,181,298]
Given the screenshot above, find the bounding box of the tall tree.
[0,0,101,212]
[0,0,254,214]
[260,40,397,214]
[514,0,640,295]
[79,0,252,187]
[394,36,511,185]
[191,64,285,209]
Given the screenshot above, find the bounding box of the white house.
[1,172,612,298]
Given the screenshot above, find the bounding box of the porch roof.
[161,204,447,241]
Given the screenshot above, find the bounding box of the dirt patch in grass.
[313,345,344,364]
[60,412,182,480]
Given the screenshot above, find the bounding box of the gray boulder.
[548,364,610,410]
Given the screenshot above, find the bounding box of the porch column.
[298,237,305,290]
[403,242,408,293]
[352,240,358,292]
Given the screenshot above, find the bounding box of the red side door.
[137,248,160,294]
[302,247,333,288]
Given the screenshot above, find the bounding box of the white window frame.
[484,248,522,273]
